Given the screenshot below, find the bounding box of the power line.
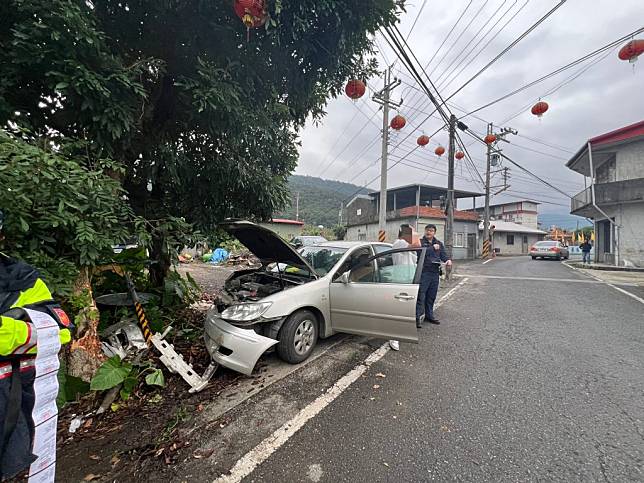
[399,0,475,114]
[498,47,615,125]
[462,26,644,118]
[434,0,511,87]
[438,0,530,92]
[405,0,428,41]
[463,128,572,199]
[428,0,491,79]
[444,0,569,104]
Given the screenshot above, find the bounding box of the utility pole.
[483,123,517,258]
[445,114,457,260]
[295,191,300,221]
[372,66,402,242]
[483,123,493,258]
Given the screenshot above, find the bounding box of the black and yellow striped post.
[482,239,491,258]
[124,271,153,346]
[133,301,153,344]
[378,230,386,242]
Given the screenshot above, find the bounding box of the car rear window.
[535,241,557,247]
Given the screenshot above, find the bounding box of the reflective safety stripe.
[10,321,37,355]
[0,358,36,380]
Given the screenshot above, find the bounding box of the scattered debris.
[101,321,148,359]
[375,373,386,378]
[372,384,380,389]
[69,416,84,433]
[83,474,101,481]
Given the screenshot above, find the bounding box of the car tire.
[556,254,562,261]
[531,256,536,260]
[276,310,318,364]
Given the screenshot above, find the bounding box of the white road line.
[563,261,644,305]
[452,273,637,286]
[214,280,469,483]
[482,259,494,265]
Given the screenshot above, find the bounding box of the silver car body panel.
[205,230,424,374]
[204,312,278,376]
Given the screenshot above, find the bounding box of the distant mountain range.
[276,175,369,227]
[277,175,590,230]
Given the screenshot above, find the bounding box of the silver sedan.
[203,221,426,375]
[529,240,570,260]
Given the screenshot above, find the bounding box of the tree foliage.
[0,131,143,295]
[277,175,370,227]
[0,0,402,283]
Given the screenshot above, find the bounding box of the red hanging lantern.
[455,151,465,160]
[618,39,644,63]
[234,0,267,39]
[390,115,406,130]
[417,134,430,147]
[484,134,497,145]
[531,100,549,118]
[434,146,445,156]
[345,80,366,100]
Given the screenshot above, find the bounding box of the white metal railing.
[571,187,592,212]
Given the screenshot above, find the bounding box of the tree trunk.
[148,231,171,288]
[66,266,105,382]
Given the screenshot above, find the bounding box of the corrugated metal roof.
[477,220,546,234]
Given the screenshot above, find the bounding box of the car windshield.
[298,246,347,275]
[267,245,347,277]
[535,241,558,247]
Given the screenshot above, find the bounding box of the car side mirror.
[339,272,350,284]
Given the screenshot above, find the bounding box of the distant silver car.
[530,240,569,260]
[204,221,425,375]
[290,235,328,248]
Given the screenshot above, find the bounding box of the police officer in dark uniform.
[416,224,452,327]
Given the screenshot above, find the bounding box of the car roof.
[314,241,392,249]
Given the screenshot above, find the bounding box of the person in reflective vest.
[0,210,72,478]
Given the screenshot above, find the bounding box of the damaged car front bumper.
[204,311,278,375]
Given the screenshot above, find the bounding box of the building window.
[507,234,515,245]
[356,208,362,216]
[358,233,366,241]
[455,233,464,247]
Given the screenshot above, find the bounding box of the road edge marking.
[562,260,644,305]
[482,258,493,265]
[214,280,469,483]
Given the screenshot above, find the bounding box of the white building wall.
[618,203,644,267]
[492,232,543,255]
[616,140,644,181]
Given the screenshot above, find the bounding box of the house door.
[467,234,476,259]
[522,235,529,254]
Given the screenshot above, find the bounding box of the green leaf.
[55,82,69,90]
[144,369,165,387]
[90,356,133,391]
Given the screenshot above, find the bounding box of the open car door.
[329,247,426,343]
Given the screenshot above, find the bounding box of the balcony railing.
[571,178,644,214]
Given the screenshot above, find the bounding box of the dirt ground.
[55,262,251,482]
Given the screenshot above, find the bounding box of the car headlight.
[221,302,272,322]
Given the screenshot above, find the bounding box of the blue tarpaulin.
[210,248,229,264]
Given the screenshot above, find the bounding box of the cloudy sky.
[295,0,644,220]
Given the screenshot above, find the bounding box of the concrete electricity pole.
[372,66,402,242]
[445,114,457,260]
[483,123,517,258]
[483,123,493,255]
[295,191,300,221]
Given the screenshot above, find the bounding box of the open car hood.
[219,220,318,278]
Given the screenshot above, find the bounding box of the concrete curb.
[566,262,644,273]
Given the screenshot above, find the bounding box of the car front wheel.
[277,310,319,364]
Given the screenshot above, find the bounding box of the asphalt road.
[241,257,644,482]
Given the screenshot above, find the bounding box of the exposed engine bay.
[213,269,309,313]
